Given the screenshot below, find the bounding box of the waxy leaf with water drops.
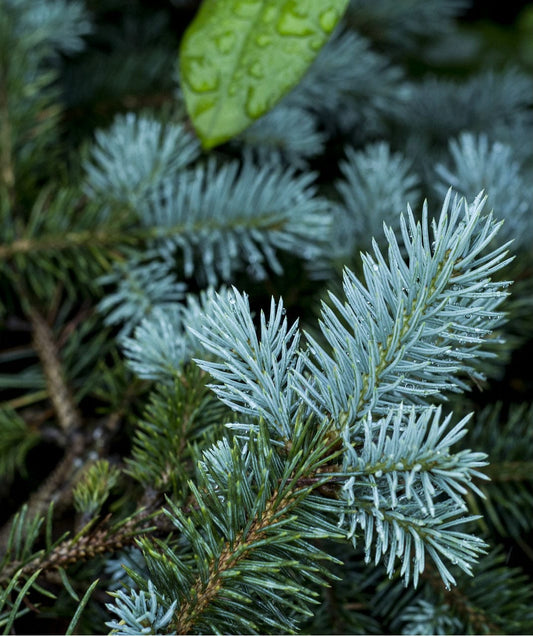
[179,0,349,149]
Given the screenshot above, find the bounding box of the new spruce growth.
[1,0,533,634]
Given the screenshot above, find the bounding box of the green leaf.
[179,0,348,148]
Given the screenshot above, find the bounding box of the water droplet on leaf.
[248,61,264,78]
[216,31,236,54]
[309,36,323,51]
[277,9,314,37]
[246,86,273,118]
[182,57,220,93]
[192,96,216,117]
[255,33,272,47]
[233,0,261,19]
[319,8,339,33]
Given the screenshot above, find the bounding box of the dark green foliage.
[126,365,230,498]
[466,403,533,539]
[0,409,40,479]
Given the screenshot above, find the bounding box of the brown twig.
[28,304,82,433]
[171,470,330,635]
[0,302,139,553]
[172,489,287,634]
[0,436,83,551]
[0,514,153,586]
[0,303,86,551]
